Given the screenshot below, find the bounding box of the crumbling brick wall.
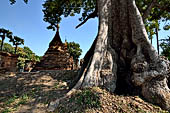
[0,52,18,72]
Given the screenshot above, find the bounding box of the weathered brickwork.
[0,52,18,72]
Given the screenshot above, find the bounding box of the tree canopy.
[10,36,24,54]
[0,28,13,51]
[42,0,97,30]
[41,0,170,30]
[67,41,82,61]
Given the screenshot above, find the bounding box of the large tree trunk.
[48,0,170,111]
[128,0,170,110]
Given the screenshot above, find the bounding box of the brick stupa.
[34,25,74,71]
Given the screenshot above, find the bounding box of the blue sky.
[0,0,169,58]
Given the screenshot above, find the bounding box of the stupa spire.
[49,24,62,47]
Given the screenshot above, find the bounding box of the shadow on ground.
[0,70,78,113]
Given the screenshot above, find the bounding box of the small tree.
[0,28,12,51]
[10,36,24,54]
[3,43,14,53]
[23,46,41,62]
[67,41,82,61]
[67,41,82,68]
[0,40,14,53]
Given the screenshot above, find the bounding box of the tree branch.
[76,1,98,29]
[75,9,98,29]
[142,0,157,21]
[155,3,170,12]
[142,0,170,21]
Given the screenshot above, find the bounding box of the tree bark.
[48,0,170,111]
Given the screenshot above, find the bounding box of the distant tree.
[0,40,14,53]
[0,28,13,51]
[10,36,24,54]
[3,43,14,53]
[67,41,82,61]
[0,28,7,51]
[16,46,41,70]
[23,46,41,61]
[35,55,42,62]
[160,36,170,60]
[23,46,34,59]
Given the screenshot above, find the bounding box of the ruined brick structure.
[34,25,74,71]
[0,51,18,72]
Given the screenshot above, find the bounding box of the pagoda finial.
[57,24,60,31]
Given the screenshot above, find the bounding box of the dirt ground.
[0,71,77,113]
[0,71,169,113]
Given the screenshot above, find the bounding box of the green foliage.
[9,0,28,5]
[13,36,24,45]
[17,94,29,105]
[72,89,101,108]
[2,93,29,113]
[35,55,42,62]
[136,0,170,20]
[23,46,37,61]
[0,40,14,53]
[5,94,18,105]
[1,108,12,113]
[67,41,82,61]
[136,0,170,41]
[10,36,24,54]
[42,0,170,31]
[17,56,26,69]
[16,46,41,69]
[0,28,13,51]
[42,0,96,30]
[3,43,14,53]
[163,24,170,30]
[160,36,170,60]
[145,20,160,41]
